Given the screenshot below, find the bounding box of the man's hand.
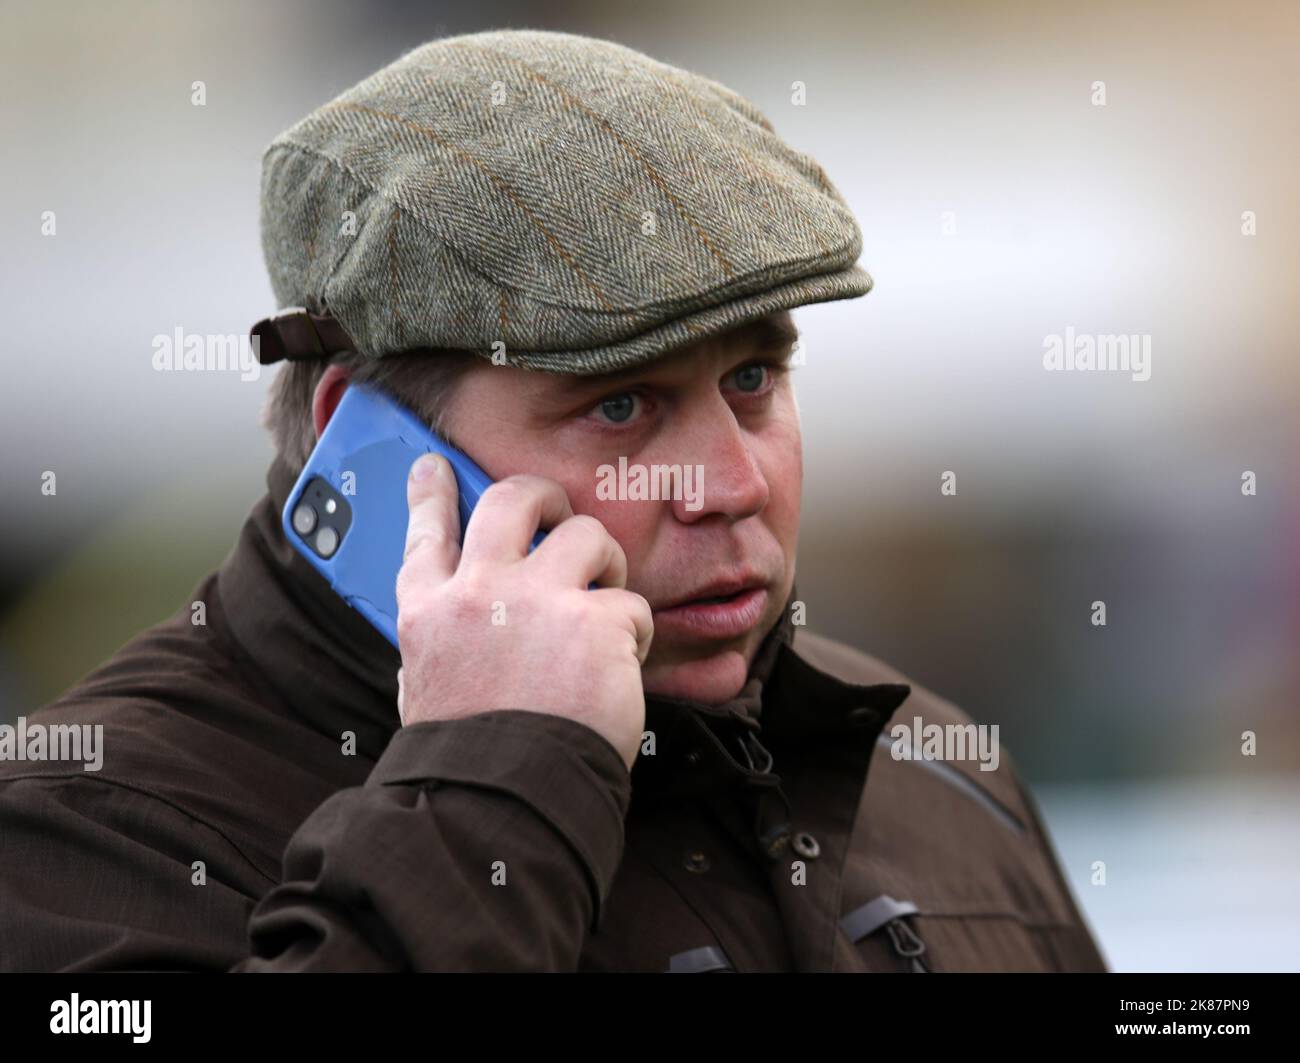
[394,452,652,772]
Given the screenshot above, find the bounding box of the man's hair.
[262,350,478,474]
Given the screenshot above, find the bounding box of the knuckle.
[567,512,602,534]
[395,600,429,646]
[403,524,446,561]
[557,590,595,627]
[444,574,491,623]
[484,474,559,514]
[482,477,527,507]
[614,591,652,635]
[614,587,646,615]
[394,567,415,607]
[566,513,609,546]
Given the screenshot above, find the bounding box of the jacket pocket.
[908,910,1066,972]
[840,895,1077,972]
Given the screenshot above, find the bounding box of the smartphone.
[282,382,544,648]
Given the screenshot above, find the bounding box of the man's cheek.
[557,466,617,521]
[574,495,649,569]
[757,437,802,527]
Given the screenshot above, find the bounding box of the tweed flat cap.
[259,29,871,373]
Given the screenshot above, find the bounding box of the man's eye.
[595,393,638,424]
[730,364,768,393]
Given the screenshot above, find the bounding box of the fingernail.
[412,454,440,481]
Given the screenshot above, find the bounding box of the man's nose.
[670,410,769,524]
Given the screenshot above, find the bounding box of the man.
[0,29,1106,972]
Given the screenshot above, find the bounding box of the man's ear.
[312,364,352,440]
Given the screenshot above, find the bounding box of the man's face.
[439,314,803,706]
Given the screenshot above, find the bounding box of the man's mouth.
[693,592,746,605]
[651,579,770,640]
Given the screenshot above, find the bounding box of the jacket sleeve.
[0,709,631,972]
[236,710,632,971]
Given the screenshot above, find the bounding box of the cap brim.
[498,265,873,374]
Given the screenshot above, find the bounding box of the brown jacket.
[0,457,1107,972]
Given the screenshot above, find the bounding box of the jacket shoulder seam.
[0,770,278,887]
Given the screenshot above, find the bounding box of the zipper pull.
[885,918,930,973]
[839,895,930,972]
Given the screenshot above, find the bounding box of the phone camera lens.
[292,503,318,536]
[315,526,339,558]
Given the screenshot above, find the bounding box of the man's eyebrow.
[743,312,800,354]
[530,314,800,405]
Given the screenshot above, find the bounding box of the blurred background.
[1,0,1296,971]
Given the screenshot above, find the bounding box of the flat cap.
[259,29,871,373]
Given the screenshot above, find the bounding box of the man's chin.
[641,649,752,706]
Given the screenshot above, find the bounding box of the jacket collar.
[216,455,911,777]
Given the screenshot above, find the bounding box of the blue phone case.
[282,383,542,648]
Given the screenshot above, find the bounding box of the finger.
[397,453,461,611]
[590,588,654,665]
[528,513,627,589]
[460,475,573,568]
